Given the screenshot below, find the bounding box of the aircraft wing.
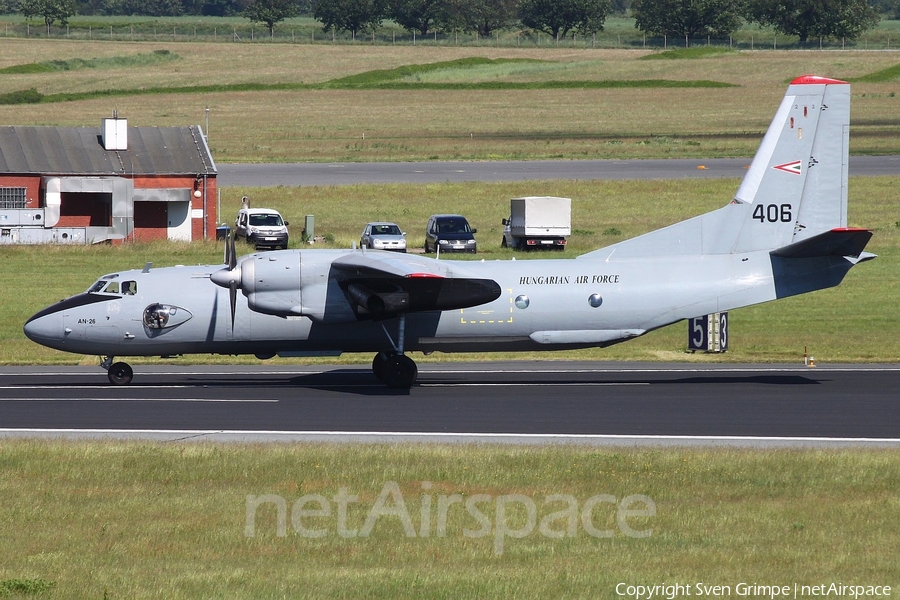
[330,251,501,318]
[332,250,458,279]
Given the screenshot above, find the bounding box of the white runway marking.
[0,396,278,402]
[418,382,649,387]
[0,428,898,447]
[0,385,193,390]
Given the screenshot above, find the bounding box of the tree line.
[4,0,890,45]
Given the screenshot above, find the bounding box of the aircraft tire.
[108,362,134,385]
[382,354,417,389]
[372,352,390,382]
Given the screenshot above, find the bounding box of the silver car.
[360,222,407,253]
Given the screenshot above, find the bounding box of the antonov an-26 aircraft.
[25,76,875,388]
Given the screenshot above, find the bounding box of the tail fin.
[579,76,852,261]
[732,75,850,252]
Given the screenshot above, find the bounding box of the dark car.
[424,214,477,254]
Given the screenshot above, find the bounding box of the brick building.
[0,116,217,244]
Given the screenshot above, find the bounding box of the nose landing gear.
[101,356,134,385]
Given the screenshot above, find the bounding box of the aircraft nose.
[23,309,65,346]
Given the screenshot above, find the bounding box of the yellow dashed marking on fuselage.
[460,288,515,324]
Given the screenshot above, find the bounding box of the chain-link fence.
[1,18,898,50]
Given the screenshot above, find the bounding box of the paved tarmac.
[217,156,899,187]
[2,363,897,446]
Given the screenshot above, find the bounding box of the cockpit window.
[88,279,137,295]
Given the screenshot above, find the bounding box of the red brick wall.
[133,201,168,243]
[0,176,41,208]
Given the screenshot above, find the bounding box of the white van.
[234,207,289,250]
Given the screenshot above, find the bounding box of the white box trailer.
[501,196,571,250]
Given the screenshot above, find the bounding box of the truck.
[500,196,571,251]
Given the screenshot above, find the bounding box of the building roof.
[0,125,216,176]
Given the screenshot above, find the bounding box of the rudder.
[732,76,850,253]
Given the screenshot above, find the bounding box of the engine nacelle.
[239,254,302,317]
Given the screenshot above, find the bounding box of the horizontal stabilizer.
[770,227,872,259]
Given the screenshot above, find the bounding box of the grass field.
[1,39,900,161]
[0,441,897,599]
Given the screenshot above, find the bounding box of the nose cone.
[24,309,66,349]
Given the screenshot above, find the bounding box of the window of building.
[0,187,27,209]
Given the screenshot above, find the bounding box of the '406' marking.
[752,203,792,223]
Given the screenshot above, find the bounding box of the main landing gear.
[372,314,418,389]
[101,356,133,385]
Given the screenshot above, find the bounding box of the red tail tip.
[790,75,849,85]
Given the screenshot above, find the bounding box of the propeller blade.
[212,231,240,329]
[226,231,237,270]
[229,279,237,328]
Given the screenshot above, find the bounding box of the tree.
[313,0,387,37]
[388,0,445,36]
[101,0,184,16]
[632,0,744,40]
[608,0,627,14]
[440,0,518,37]
[520,0,611,39]
[244,0,298,36]
[746,0,880,43]
[19,0,77,31]
[869,0,900,19]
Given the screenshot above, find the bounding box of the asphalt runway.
[217,156,899,187]
[1,363,897,446]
